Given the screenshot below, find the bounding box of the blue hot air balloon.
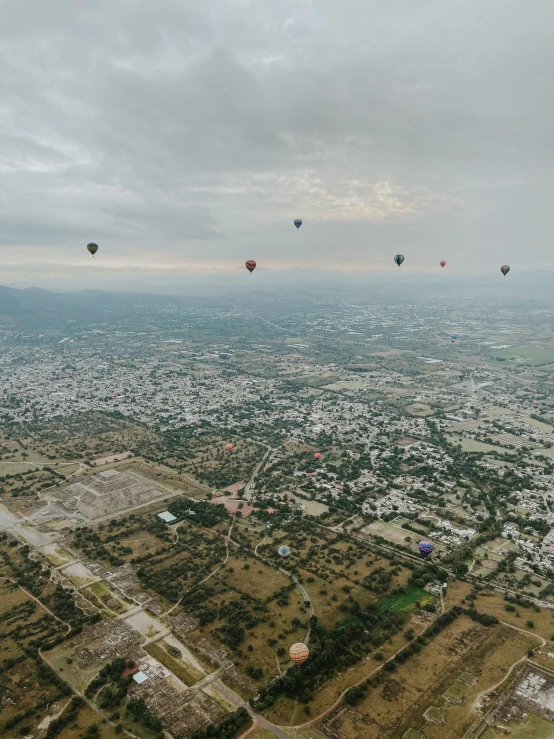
[394,254,405,267]
[294,219,302,229]
[278,545,291,557]
[449,334,459,342]
[418,540,434,557]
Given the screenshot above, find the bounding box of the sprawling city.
[2,284,554,739]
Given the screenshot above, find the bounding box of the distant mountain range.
[0,285,179,329]
[1,270,553,330]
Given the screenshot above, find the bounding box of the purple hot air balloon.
[418,540,434,557]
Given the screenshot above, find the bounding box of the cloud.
[0,0,553,285]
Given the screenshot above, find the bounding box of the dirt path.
[0,576,71,636]
[280,619,432,731]
[472,622,546,711]
[39,648,141,739]
[244,446,273,500]
[161,517,234,619]
[252,536,314,643]
[236,721,258,739]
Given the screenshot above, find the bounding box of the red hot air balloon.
[245,260,256,274]
[314,452,321,460]
[225,444,233,452]
[440,261,446,268]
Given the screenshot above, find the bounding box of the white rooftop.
[133,671,149,684]
[157,510,177,523]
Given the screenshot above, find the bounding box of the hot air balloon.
[394,254,405,267]
[294,219,302,229]
[289,642,309,665]
[449,334,459,342]
[87,242,98,256]
[245,260,256,274]
[225,444,233,452]
[418,540,434,557]
[501,265,510,276]
[314,452,321,460]
[533,400,541,409]
[278,545,291,558]
[440,261,446,268]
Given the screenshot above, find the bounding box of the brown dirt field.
[223,482,246,494]
[265,622,417,726]
[190,559,309,685]
[213,495,254,516]
[117,459,208,497]
[329,620,536,739]
[47,704,121,739]
[469,591,554,644]
[481,559,499,570]
[0,655,66,737]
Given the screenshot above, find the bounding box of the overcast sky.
[1,0,553,288]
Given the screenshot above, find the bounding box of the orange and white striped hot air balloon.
[289,642,309,665]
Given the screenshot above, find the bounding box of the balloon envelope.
[289,642,309,665]
[440,261,446,268]
[87,242,98,256]
[245,260,256,274]
[314,452,321,460]
[418,540,434,557]
[294,219,302,229]
[225,444,233,451]
[394,254,405,267]
[278,545,291,557]
[501,264,510,276]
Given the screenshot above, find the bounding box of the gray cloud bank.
[1,0,553,287]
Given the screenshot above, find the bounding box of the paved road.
[212,679,292,739]
[244,447,273,501]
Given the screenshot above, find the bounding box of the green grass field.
[145,642,204,686]
[487,346,554,365]
[376,586,432,616]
